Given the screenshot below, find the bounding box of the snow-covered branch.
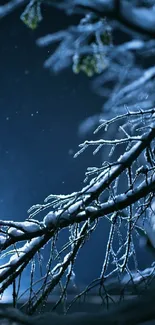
[0,111,155,311]
[2,0,155,319]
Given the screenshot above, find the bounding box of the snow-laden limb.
[0,219,44,250]
[0,236,44,290]
[0,117,154,243]
[0,114,155,311]
[1,167,155,252]
[0,220,42,233]
[77,175,155,224]
[1,1,155,314]
[76,135,142,155]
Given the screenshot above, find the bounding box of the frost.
[86,166,118,193]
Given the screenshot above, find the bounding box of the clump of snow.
[9,252,24,265]
[85,206,98,213]
[0,267,8,278]
[8,228,23,237]
[68,200,82,214]
[8,221,41,237]
[20,221,41,232]
[0,236,6,245]
[43,211,59,227]
[7,237,42,266]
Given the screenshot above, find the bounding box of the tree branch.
[74,0,155,37]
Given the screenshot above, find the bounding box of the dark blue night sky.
[0,6,102,218]
[0,5,154,291]
[0,5,106,287]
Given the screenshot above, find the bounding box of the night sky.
[0,6,102,218]
[0,4,154,292]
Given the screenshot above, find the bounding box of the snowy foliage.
[1,0,155,322]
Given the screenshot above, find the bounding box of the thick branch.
[1,125,155,251]
[77,175,155,222]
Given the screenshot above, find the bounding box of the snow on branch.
[1,0,155,318]
[0,110,155,312]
